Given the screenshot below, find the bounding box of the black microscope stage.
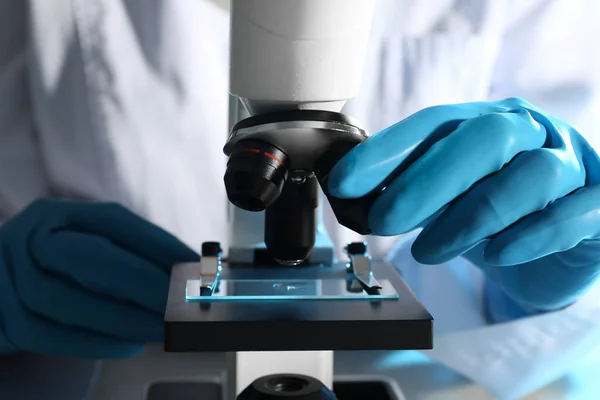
[164,261,433,352]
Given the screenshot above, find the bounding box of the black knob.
[201,242,222,257]
[224,139,289,212]
[346,242,367,256]
[237,374,336,400]
[314,140,376,236]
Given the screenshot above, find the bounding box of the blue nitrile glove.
[328,97,600,314]
[0,199,199,358]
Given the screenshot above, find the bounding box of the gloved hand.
[0,199,198,358]
[328,98,600,313]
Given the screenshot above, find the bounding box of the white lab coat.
[1,0,599,399]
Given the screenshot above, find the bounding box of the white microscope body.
[227,0,376,396]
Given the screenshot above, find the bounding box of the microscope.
[164,1,433,399]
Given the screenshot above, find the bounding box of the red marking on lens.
[232,148,261,154]
[264,152,284,166]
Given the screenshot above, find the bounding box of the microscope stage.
[164,261,433,352]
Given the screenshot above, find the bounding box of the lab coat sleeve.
[418,2,600,398]
[0,0,50,224]
[424,279,600,400]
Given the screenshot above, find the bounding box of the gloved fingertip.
[369,215,416,238]
[410,241,453,265]
[327,141,384,199]
[327,160,360,199]
[410,245,437,265]
[367,209,395,237]
[410,232,442,265]
[410,223,437,259]
[161,246,200,269]
[368,193,423,237]
[177,247,201,263]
